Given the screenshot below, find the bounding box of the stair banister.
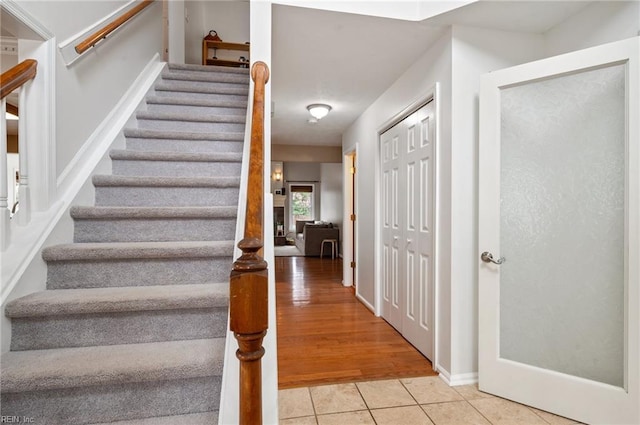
[75,0,155,55]
[0,59,38,250]
[229,61,270,425]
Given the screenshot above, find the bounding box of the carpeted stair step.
[5,283,229,350]
[93,175,240,207]
[153,80,248,103]
[136,110,246,133]
[157,69,248,94]
[145,94,247,116]
[43,240,234,289]
[167,62,250,75]
[123,128,244,153]
[93,411,219,425]
[109,150,242,178]
[71,206,237,242]
[0,338,224,424]
[161,69,249,85]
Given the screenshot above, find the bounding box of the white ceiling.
[271,1,594,147]
[271,4,447,146]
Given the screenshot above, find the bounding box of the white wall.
[168,0,185,63]
[17,0,162,182]
[449,26,545,379]
[320,163,343,249]
[544,1,640,58]
[184,0,249,65]
[272,0,477,22]
[1,51,19,71]
[184,0,205,64]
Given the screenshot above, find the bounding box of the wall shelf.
[202,40,250,68]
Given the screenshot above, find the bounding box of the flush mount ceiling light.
[5,112,18,120]
[307,103,331,121]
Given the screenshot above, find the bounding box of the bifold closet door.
[381,101,435,361]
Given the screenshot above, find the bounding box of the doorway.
[343,150,357,289]
[379,98,436,362]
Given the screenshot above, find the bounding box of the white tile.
[371,405,434,425]
[401,376,464,404]
[356,379,416,409]
[279,387,315,419]
[310,383,367,415]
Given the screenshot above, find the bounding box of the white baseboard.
[438,368,479,387]
[356,293,375,313]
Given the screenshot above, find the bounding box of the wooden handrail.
[229,61,270,425]
[75,0,155,54]
[0,60,37,100]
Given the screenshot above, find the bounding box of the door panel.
[500,64,625,387]
[382,131,403,330]
[479,37,639,424]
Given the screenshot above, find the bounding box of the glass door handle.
[481,251,504,265]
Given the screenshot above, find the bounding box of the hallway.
[275,256,436,389]
[275,257,582,424]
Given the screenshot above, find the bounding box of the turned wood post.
[230,61,269,425]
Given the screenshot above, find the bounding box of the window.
[290,184,314,224]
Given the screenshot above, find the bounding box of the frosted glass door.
[478,37,640,425]
[500,64,625,387]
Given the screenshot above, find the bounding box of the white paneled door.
[381,101,435,360]
[478,37,639,424]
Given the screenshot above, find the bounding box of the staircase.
[0,63,249,424]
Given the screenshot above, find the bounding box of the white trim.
[342,149,355,287]
[0,0,55,40]
[432,83,440,373]
[17,37,56,213]
[356,292,375,313]
[57,53,163,194]
[375,84,440,367]
[439,370,479,387]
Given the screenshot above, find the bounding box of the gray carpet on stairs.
[0,63,249,424]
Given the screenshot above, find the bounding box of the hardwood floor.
[275,256,437,389]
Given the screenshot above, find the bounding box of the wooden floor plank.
[275,256,437,389]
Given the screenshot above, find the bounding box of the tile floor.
[278,376,581,425]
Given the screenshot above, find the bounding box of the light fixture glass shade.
[5,112,18,120]
[307,104,331,120]
[274,171,282,181]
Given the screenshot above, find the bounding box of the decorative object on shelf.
[202,39,250,67]
[204,30,222,42]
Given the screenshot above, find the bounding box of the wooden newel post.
[230,61,270,425]
[230,240,268,424]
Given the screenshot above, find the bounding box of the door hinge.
[350,166,356,174]
[350,261,356,268]
[350,214,356,221]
